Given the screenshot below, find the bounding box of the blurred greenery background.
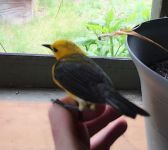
[0,0,152,57]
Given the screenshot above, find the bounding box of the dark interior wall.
[160,0,168,17]
[151,0,168,19]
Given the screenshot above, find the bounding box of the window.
[0,0,152,57]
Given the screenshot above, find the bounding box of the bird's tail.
[106,92,150,118]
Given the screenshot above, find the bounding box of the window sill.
[0,53,140,90]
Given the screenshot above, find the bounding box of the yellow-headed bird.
[43,40,149,118]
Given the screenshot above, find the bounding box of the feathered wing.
[53,54,149,118]
[53,54,113,104]
[106,92,149,118]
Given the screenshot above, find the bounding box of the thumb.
[48,103,89,150]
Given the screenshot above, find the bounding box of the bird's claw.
[50,98,83,121]
[50,98,79,112]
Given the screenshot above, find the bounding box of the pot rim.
[127,17,168,83]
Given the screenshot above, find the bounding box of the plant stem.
[0,42,7,53]
[114,43,122,56]
[55,0,64,18]
[109,37,113,56]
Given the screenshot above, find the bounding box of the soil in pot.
[150,60,168,79]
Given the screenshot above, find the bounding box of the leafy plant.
[0,0,151,55]
[79,0,151,57]
[78,9,128,57]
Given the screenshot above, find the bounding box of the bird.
[42,40,150,118]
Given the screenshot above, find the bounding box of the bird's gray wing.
[54,54,150,118]
[53,54,114,103]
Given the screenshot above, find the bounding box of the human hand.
[48,96,127,150]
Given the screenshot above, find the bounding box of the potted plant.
[127,18,168,150]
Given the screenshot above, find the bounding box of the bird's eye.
[53,48,58,52]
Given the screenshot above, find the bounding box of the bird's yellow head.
[42,40,85,60]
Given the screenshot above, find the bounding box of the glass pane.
[0,0,152,57]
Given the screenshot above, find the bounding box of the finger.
[59,97,107,122]
[85,105,121,137]
[48,103,76,149]
[60,96,77,105]
[48,103,90,150]
[91,118,127,150]
[81,104,106,121]
[55,96,81,119]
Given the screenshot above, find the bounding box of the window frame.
[0,53,140,90]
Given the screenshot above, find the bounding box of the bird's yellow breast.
[52,63,64,89]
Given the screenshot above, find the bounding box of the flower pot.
[127,18,168,150]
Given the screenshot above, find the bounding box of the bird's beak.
[42,44,52,49]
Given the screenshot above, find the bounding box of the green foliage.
[79,0,152,57]
[0,0,152,57]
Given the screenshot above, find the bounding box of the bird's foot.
[78,101,96,111]
[51,99,79,110]
[51,99,83,120]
